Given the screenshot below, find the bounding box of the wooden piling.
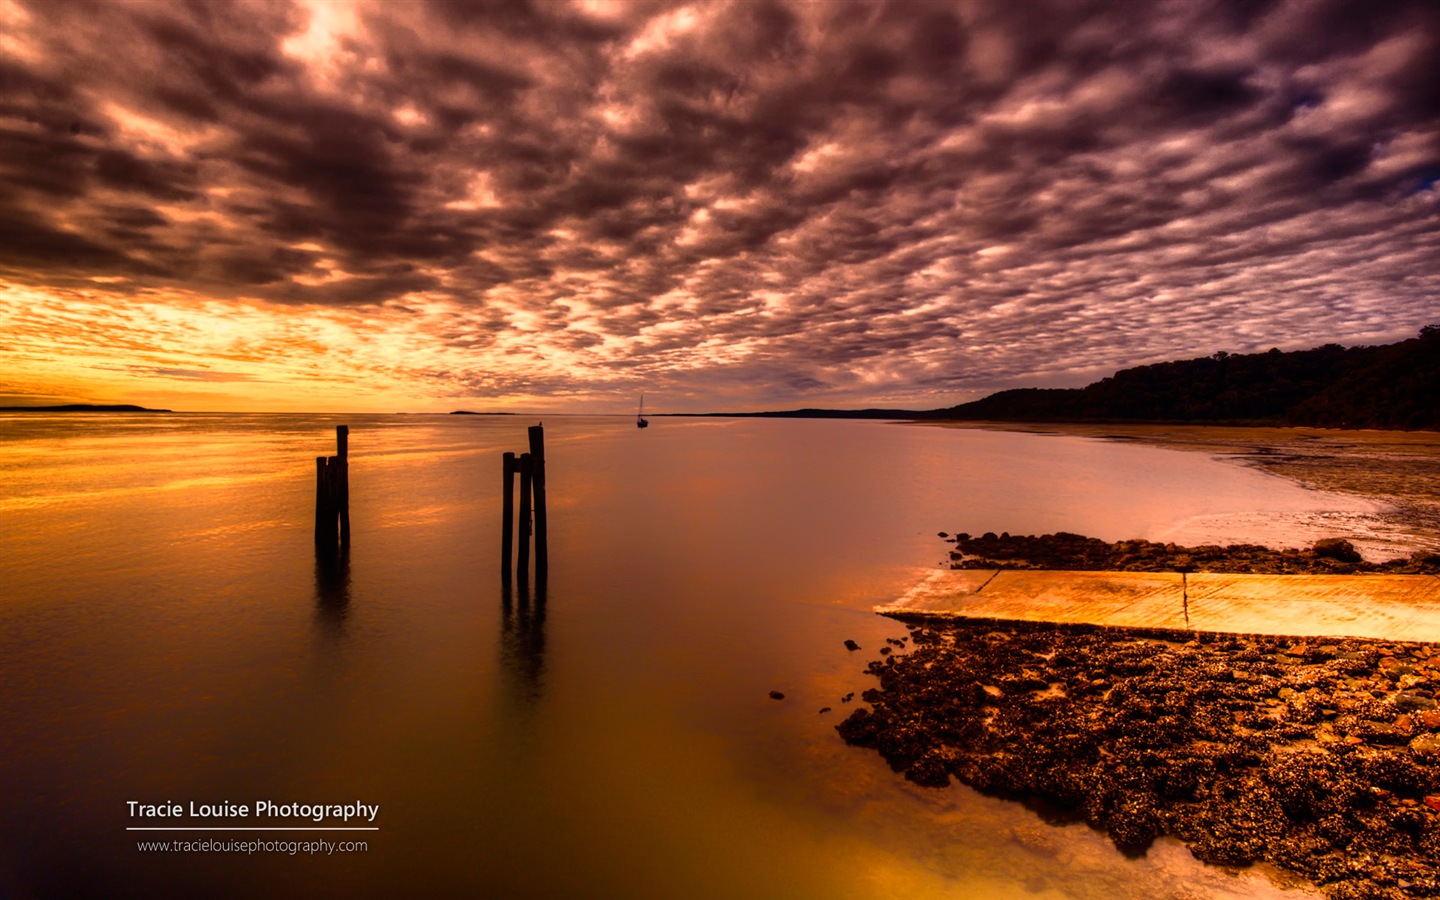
[527,425,547,580]
[499,425,549,585]
[517,452,533,584]
[501,452,516,583]
[327,456,340,548]
[336,425,350,547]
[314,426,350,550]
[314,456,331,544]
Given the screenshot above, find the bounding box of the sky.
[1,0,1437,413]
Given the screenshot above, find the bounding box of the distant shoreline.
[0,404,172,413]
[668,410,1440,433]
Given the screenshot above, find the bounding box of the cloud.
[0,0,1436,410]
[123,365,263,383]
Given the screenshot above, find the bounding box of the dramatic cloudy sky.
[1,0,1437,412]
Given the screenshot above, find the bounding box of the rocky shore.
[944,530,1440,575]
[839,532,1440,896]
[838,619,1440,899]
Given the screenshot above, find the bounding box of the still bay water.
[0,413,1413,899]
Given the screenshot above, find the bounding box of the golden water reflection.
[1,413,1399,898]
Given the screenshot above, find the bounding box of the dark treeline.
[0,404,171,412]
[693,326,1440,430]
[932,326,1440,429]
[682,407,924,419]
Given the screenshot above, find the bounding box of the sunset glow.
[1,0,1436,412]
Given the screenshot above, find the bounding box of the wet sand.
[916,422,1440,554]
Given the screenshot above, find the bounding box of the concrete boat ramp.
[879,568,1440,642]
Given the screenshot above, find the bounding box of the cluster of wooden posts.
[502,425,548,586]
[314,425,350,551]
[312,423,547,584]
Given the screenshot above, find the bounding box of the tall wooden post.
[527,425,547,581]
[501,452,516,584]
[314,426,350,550]
[500,425,549,585]
[336,425,350,547]
[314,457,331,544]
[517,453,533,585]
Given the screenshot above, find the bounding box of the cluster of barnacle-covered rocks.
[942,530,1440,575]
[838,622,1440,899]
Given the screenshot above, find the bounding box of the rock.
[1313,538,1362,563]
[1411,733,1440,753]
[818,707,831,714]
[1361,723,1411,746]
[1397,691,1436,712]
[835,708,880,745]
[904,752,951,788]
[943,529,1439,574]
[844,639,860,651]
[768,691,785,700]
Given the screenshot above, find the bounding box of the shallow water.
[0,413,1407,898]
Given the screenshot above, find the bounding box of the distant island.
[0,404,172,413]
[450,410,517,415]
[689,326,1440,431]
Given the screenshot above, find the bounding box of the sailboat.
[636,393,649,428]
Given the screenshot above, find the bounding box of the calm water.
[0,413,1408,899]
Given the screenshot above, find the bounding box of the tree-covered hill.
[929,326,1440,429]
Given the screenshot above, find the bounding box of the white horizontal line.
[125,827,379,831]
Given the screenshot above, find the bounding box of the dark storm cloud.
[1,0,1437,408]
